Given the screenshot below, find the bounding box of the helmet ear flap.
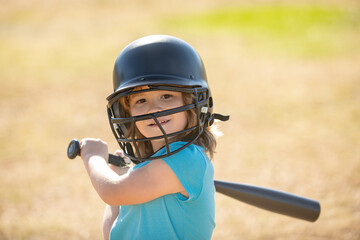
[109,101,141,164]
[111,101,121,118]
[109,101,131,138]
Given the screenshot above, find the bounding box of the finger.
[114,150,131,164]
[124,156,131,164]
[114,149,125,157]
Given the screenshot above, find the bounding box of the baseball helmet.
[106,35,228,163]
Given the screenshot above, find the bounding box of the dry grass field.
[1,0,359,239]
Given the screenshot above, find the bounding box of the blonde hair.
[119,89,218,159]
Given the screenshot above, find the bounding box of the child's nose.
[147,99,163,113]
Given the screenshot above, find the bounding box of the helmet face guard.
[106,35,226,163]
[107,85,212,163]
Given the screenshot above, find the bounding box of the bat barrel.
[214,180,321,222]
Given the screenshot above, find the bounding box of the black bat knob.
[67,138,129,167]
[67,139,81,159]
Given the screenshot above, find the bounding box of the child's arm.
[103,204,119,240]
[80,138,187,206]
[102,155,129,240]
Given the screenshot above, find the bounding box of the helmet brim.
[106,75,206,101]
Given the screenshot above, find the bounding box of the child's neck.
[151,138,184,153]
[151,140,166,153]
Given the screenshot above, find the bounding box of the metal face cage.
[107,85,212,163]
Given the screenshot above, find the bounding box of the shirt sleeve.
[161,143,207,201]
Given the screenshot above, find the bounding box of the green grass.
[165,4,360,58]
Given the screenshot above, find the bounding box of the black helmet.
[107,35,228,163]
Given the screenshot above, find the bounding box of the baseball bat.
[67,139,320,222]
[214,180,320,222]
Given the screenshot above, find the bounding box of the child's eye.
[161,94,172,99]
[135,98,146,104]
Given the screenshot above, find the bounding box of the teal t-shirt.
[110,141,215,240]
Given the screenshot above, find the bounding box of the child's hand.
[114,149,132,165]
[80,138,109,161]
[108,149,131,176]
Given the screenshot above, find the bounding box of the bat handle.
[67,138,129,167]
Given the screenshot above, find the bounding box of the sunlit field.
[1,0,359,239]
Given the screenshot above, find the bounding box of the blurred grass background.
[0,0,359,239]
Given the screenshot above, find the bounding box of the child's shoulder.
[163,142,209,169]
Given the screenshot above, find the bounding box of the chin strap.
[208,113,230,127]
[214,113,230,121]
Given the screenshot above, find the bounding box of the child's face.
[129,87,188,148]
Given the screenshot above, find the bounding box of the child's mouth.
[148,119,170,127]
